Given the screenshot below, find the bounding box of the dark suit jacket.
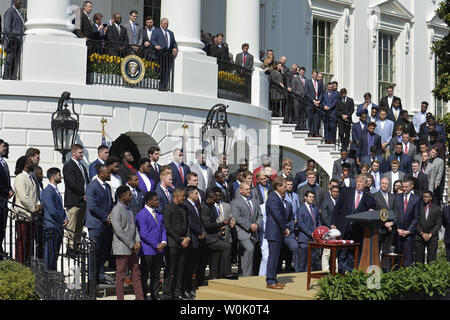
[63,159,89,208]
[169,162,191,189]
[386,153,412,174]
[143,27,155,45]
[155,185,173,212]
[412,172,428,193]
[361,155,386,173]
[297,183,325,207]
[76,11,94,39]
[106,24,129,44]
[184,200,205,249]
[88,159,103,180]
[386,105,403,122]
[335,97,355,120]
[162,202,190,248]
[332,158,357,179]
[0,160,12,197]
[351,121,367,152]
[293,170,319,193]
[3,6,24,47]
[373,190,397,235]
[251,183,272,205]
[305,78,323,103]
[296,204,322,244]
[200,201,227,245]
[209,180,231,203]
[118,163,136,186]
[442,206,450,245]
[85,179,113,230]
[394,193,420,234]
[322,91,340,115]
[126,186,145,216]
[42,185,67,231]
[379,95,402,110]
[357,132,382,159]
[415,202,442,240]
[235,52,254,69]
[150,27,178,50]
[331,187,376,239]
[210,44,229,61]
[320,195,337,228]
[148,162,161,185]
[264,191,291,242]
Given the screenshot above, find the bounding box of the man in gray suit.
[332,149,357,180]
[231,182,263,277]
[373,177,397,271]
[383,160,405,193]
[110,186,144,300]
[123,10,143,48]
[189,150,214,192]
[234,43,254,69]
[3,0,25,80]
[429,147,445,204]
[291,66,307,130]
[420,151,438,193]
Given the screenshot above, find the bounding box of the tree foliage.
[432,0,450,102]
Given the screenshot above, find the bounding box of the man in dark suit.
[42,168,68,271]
[442,205,450,261]
[394,178,420,266]
[265,177,290,289]
[151,18,178,90]
[332,149,357,180]
[210,171,231,204]
[361,145,386,174]
[106,13,129,57]
[92,12,107,41]
[89,145,109,180]
[357,122,382,165]
[137,158,155,193]
[320,183,339,271]
[235,43,254,69]
[297,191,322,271]
[169,148,191,189]
[337,164,356,189]
[415,191,442,264]
[155,171,173,212]
[373,176,397,271]
[356,92,379,117]
[147,146,161,185]
[350,112,368,159]
[209,33,229,62]
[0,139,13,259]
[118,151,137,185]
[184,186,207,295]
[75,1,94,39]
[411,161,428,193]
[386,142,412,174]
[161,188,191,300]
[297,170,325,207]
[331,174,376,273]
[379,86,402,118]
[293,159,318,193]
[200,189,233,280]
[85,165,113,284]
[335,88,354,150]
[143,17,155,47]
[321,82,340,144]
[3,0,25,80]
[125,173,145,217]
[63,144,90,256]
[305,70,324,137]
[291,67,307,130]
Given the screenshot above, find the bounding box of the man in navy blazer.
[356,92,379,117]
[124,173,145,217]
[169,148,191,189]
[3,0,25,80]
[361,145,386,174]
[150,17,178,90]
[350,113,368,159]
[321,82,340,144]
[89,145,109,180]
[42,168,68,270]
[331,175,376,273]
[292,159,318,193]
[394,178,420,266]
[265,177,291,289]
[386,143,412,174]
[155,171,173,212]
[357,122,382,163]
[297,191,322,271]
[85,165,114,284]
[305,70,323,137]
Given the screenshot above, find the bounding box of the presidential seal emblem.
[121,55,146,85]
[379,208,389,222]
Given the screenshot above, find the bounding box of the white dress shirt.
[138,171,152,192]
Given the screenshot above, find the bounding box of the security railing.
[86,40,174,91]
[217,59,252,104]
[0,196,96,300]
[0,32,24,80]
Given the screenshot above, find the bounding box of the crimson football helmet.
[312,226,330,243]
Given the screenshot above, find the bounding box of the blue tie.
[132,22,137,44]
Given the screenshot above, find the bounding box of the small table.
[306,241,360,290]
[381,253,405,271]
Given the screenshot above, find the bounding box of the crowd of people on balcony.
[0,129,448,299]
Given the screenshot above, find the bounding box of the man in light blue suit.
[375,108,394,157]
[85,164,114,284]
[42,168,68,271]
[297,191,322,272]
[321,82,340,144]
[89,145,109,180]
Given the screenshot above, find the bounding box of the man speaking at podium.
[331,174,376,274]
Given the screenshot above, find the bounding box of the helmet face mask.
[312,226,330,243]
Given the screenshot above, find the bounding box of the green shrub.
[0,260,39,300]
[315,260,450,300]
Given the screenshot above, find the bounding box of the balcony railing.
[0,196,97,300]
[217,60,252,104]
[86,40,174,91]
[0,32,24,81]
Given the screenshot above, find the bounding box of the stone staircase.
[270,117,341,177]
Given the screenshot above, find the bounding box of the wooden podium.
[345,210,395,272]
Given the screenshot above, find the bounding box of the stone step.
[305,137,323,145]
[279,124,297,132]
[271,117,285,125]
[317,144,336,152]
[291,131,309,139]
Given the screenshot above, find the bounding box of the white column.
[226,0,261,66]
[25,0,75,37]
[160,0,205,54]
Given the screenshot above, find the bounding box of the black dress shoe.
[223,274,239,280]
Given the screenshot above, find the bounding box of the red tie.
[309,205,316,226]
[243,53,246,66]
[403,195,408,214]
[178,165,184,183]
[404,143,408,154]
